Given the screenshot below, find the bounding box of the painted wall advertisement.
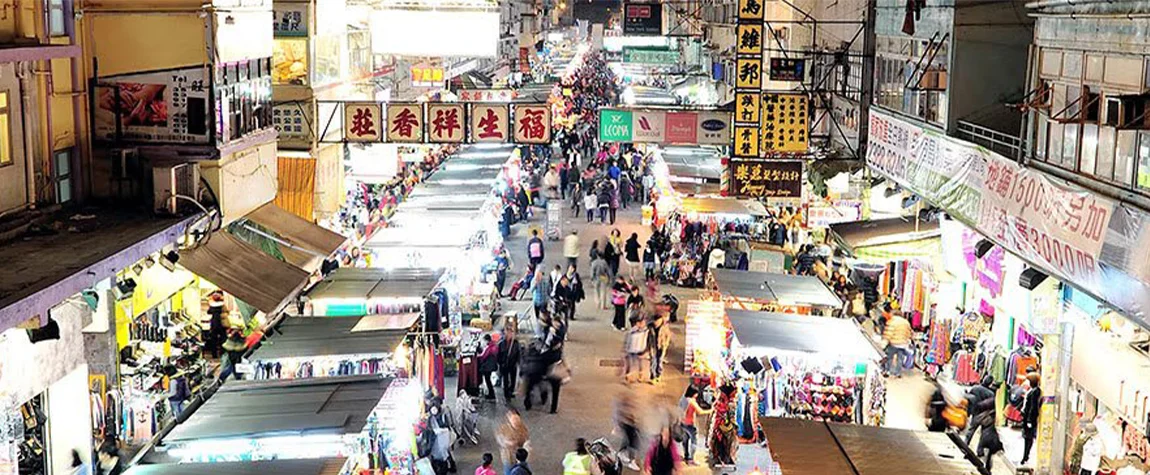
[867,108,1150,323]
[94,66,211,143]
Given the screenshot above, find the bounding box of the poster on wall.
[94,66,211,144]
[728,159,803,201]
[867,108,1150,323]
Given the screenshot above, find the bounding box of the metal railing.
[955,120,1023,160]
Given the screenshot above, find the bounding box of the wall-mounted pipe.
[1025,0,1119,9]
[1029,12,1150,18]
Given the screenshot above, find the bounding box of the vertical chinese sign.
[761,93,809,153]
[733,0,764,158]
[427,104,465,143]
[343,103,382,142]
[470,105,509,143]
[513,104,552,144]
[386,103,424,143]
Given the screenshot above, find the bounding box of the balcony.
[955,120,1023,161]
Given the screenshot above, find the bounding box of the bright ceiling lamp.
[372,0,499,58]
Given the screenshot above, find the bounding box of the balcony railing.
[955,120,1022,161]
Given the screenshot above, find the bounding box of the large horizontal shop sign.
[622,47,679,65]
[867,108,1150,323]
[332,103,551,144]
[726,158,803,201]
[598,108,730,145]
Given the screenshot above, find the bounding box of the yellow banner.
[761,93,809,153]
[735,58,762,89]
[733,126,760,158]
[736,24,763,55]
[734,92,761,125]
[737,0,765,20]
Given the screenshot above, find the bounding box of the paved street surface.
[446,198,724,474]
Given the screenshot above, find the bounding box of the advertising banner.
[427,104,465,143]
[867,108,1150,322]
[632,110,665,143]
[470,104,509,143]
[457,89,519,102]
[728,159,803,201]
[761,93,809,153]
[622,47,679,65]
[411,66,444,88]
[599,109,633,142]
[512,104,552,144]
[344,103,382,142]
[597,109,731,145]
[807,200,863,227]
[273,3,308,37]
[623,2,663,36]
[386,103,424,143]
[94,66,211,144]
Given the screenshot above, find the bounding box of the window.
[272,39,308,85]
[1035,113,1048,161]
[1048,121,1063,165]
[1096,126,1116,180]
[1080,124,1098,175]
[1062,123,1079,169]
[1138,131,1150,190]
[48,0,66,37]
[0,92,11,167]
[53,149,71,203]
[1116,130,1137,186]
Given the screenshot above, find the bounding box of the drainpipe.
[1029,12,1150,18]
[1024,0,1122,9]
[17,64,37,206]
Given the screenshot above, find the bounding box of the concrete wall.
[0,63,31,213]
[201,138,278,224]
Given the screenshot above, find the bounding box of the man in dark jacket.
[963,376,998,445]
[508,448,532,475]
[497,331,522,403]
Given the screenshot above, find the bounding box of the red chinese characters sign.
[427,104,465,143]
[470,104,509,143]
[513,104,551,144]
[386,103,423,143]
[344,103,382,142]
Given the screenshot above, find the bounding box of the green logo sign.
[599,110,633,142]
[622,47,679,65]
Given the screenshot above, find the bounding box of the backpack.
[529,240,543,258]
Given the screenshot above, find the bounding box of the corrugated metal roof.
[126,458,347,475]
[726,309,881,361]
[712,268,842,308]
[252,316,411,360]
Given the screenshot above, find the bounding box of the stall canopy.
[254,314,417,360]
[364,227,472,251]
[235,203,347,273]
[306,267,444,302]
[679,197,769,217]
[179,232,311,315]
[712,268,843,308]
[762,418,982,475]
[661,146,723,181]
[162,375,392,443]
[829,217,941,263]
[127,459,347,475]
[726,309,881,361]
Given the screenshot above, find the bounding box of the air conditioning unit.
[153,162,201,215]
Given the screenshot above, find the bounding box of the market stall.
[302,267,445,317]
[248,314,418,380]
[758,418,985,474]
[829,216,941,266]
[710,268,843,314]
[125,458,348,475]
[145,375,424,474]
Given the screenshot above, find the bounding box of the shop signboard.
[665,112,697,144]
[457,89,519,102]
[761,93,809,153]
[728,159,803,201]
[512,104,552,144]
[599,109,633,142]
[386,103,424,143]
[733,126,760,158]
[806,200,862,227]
[867,108,1150,323]
[94,66,211,144]
[273,3,308,37]
[427,104,465,143]
[621,47,679,65]
[470,104,509,143]
[622,2,663,36]
[697,112,731,145]
[273,103,313,147]
[733,0,764,159]
[518,47,531,74]
[769,58,805,81]
[632,110,665,143]
[344,102,382,142]
[410,66,445,88]
[735,58,762,89]
[736,24,763,56]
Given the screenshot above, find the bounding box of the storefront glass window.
[272,38,308,86]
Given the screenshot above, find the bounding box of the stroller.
[453,391,480,446]
[588,437,623,475]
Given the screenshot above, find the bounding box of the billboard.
[598,109,731,145]
[94,66,211,144]
[728,159,803,201]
